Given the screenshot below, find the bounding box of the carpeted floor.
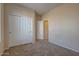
[2,40,79,56]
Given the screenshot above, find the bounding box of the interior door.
[8,15,16,47]
[8,14,32,47]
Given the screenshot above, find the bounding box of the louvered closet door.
[8,14,32,47]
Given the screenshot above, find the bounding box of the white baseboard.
[49,41,79,53]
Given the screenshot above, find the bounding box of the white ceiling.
[19,3,62,15]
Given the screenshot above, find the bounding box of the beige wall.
[0,3,2,55]
[0,3,4,55]
[42,4,79,52]
[4,4,36,49]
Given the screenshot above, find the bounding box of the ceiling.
[19,3,62,15]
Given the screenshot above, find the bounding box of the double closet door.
[8,14,33,47]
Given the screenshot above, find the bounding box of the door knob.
[9,32,12,34]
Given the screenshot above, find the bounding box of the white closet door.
[8,14,32,47]
[8,15,16,47]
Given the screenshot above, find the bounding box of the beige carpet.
[2,40,79,56]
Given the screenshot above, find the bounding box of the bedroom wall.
[42,4,79,52]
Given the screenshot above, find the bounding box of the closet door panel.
[8,14,33,47]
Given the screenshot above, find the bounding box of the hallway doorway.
[44,20,48,41]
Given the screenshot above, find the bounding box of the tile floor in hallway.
[2,40,79,56]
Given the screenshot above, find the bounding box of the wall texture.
[0,3,2,55]
[42,4,79,52]
[4,4,36,49]
[0,3,4,55]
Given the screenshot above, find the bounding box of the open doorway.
[44,20,48,41]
